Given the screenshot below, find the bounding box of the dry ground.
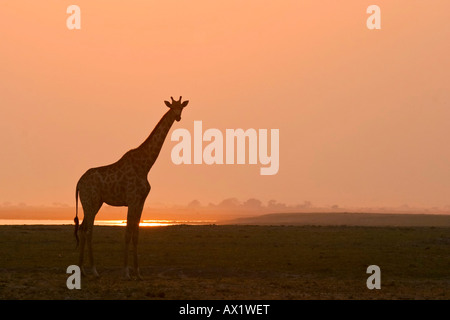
[0,225,449,299]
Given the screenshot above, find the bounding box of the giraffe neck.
[134,109,177,173]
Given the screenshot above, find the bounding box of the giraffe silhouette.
[74,96,189,280]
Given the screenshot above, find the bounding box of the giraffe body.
[77,152,151,207]
[74,97,188,279]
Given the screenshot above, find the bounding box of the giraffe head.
[164,96,189,122]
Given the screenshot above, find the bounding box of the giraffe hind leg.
[86,221,100,278]
[78,222,87,276]
[78,196,102,277]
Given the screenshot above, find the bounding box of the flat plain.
[0,224,449,299]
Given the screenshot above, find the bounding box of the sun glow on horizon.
[98,220,171,227]
[0,219,217,226]
[95,220,216,227]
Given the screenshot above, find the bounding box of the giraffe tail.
[74,183,80,248]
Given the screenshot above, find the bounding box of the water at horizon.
[0,219,216,227]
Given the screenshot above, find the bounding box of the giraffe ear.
[182,100,189,108]
[164,101,171,108]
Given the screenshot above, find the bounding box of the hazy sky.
[1,1,449,210]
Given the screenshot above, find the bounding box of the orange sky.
[1,1,449,212]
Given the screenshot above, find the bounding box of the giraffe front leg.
[123,218,143,280]
[123,222,133,280]
[123,200,145,280]
[132,224,143,280]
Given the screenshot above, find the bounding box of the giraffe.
[74,96,189,280]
